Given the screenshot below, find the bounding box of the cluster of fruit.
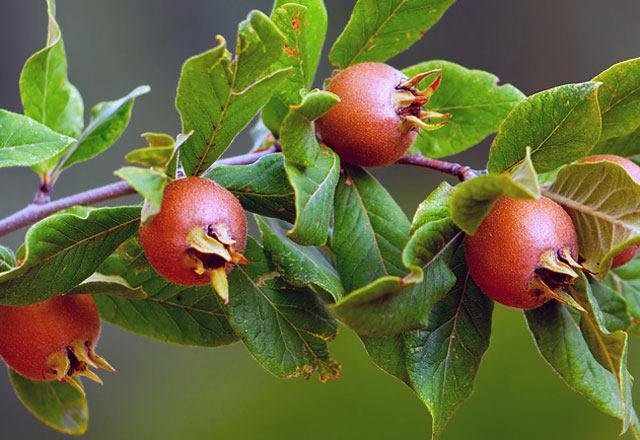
[2,61,635,394]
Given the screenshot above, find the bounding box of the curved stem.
[0,147,484,238]
[0,181,136,237]
[397,153,484,181]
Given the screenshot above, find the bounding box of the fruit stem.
[0,146,482,238]
[397,153,485,181]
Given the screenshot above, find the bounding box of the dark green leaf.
[223,238,341,381]
[329,0,455,68]
[93,236,237,347]
[360,334,410,384]
[0,110,75,168]
[571,275,637,433]
[332,253,457,336]
[488,82,602,174]
[285,146,340,245]
[206,153,295,222]
[451,149,539,234]
[257,216,344,301]
[9,369,88,435]
[331,165,410,292]
[403,60,524,158]
[280,89,339,167]
[263,0,328,134]
[406,250,493,439]
[19,0,84,139]
[607,259,640,334]
[61,86,150,170]
[176,11,290,175]
[525,302,626,422]
[0,207,140,305]
[331,170,463,336]
[334,185,462,336]
[403,182,461,280]
[589,277,631,333]
[545,161,640,273]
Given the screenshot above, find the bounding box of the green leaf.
[590,277,631,333]
[280,89,339,167]
[329,0,455,68]
[0,245,16,272]
[9,368,88,435]
[607,259,640,334]
[125,132,176,168]
[205,153,295,222]
[331,165,410,292]
[223,238,341,381]
[545,161,640,273]
[359,249,494,438]
[285,146,340,245]
[19,0,84,139]
[0,110,75,168]
[61,85,150,170]
[93,236,237,347]
[571,275,637,433]
[257,216,344,302]
[488,82,602,174]
[451,149,540,234]
[176,11,291,175]
[406,250,493,439]
[332,250,458,336]
[403,60,525,158]
[525,302,626,422]
[114,166,169,207]
[594,58,640,144]
[594,127,640,157]
[263,0,328,134]
[330,168,463,336]
[403,182,461,280]
[360,334,410,384]
[0,207,140,305]
[278,90,340,246]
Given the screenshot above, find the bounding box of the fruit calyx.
[185,223,247,303]
[47,339,114,394]
[393,69,452,133]
[530,247,587,312]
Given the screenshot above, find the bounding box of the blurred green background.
[1,1,639,438]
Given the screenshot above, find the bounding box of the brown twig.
[397,153,484,181]
[0,147,484,238]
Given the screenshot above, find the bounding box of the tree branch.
[397,153,485,181]
[0,147,483,238]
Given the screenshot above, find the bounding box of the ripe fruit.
[579,154,640,268]
[465,195,583,309]
[139,177,247,302]
[0,295,112,387]
[316,62,450,167]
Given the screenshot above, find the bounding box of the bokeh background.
[1,1,639,438]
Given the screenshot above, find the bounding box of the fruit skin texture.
[0,295,100,381]
[580,154,640,268]
[139,176,247,286]
[465,196,579,309]
[316,62,416,167]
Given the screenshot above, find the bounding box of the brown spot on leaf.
[291,15,301,33]
[284,45,300,58]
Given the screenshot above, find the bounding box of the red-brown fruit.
[465,196,580,309]
[580,154,640,268]
[139,177,247,290]
[316,62,449,167]
[0,295,111,383]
